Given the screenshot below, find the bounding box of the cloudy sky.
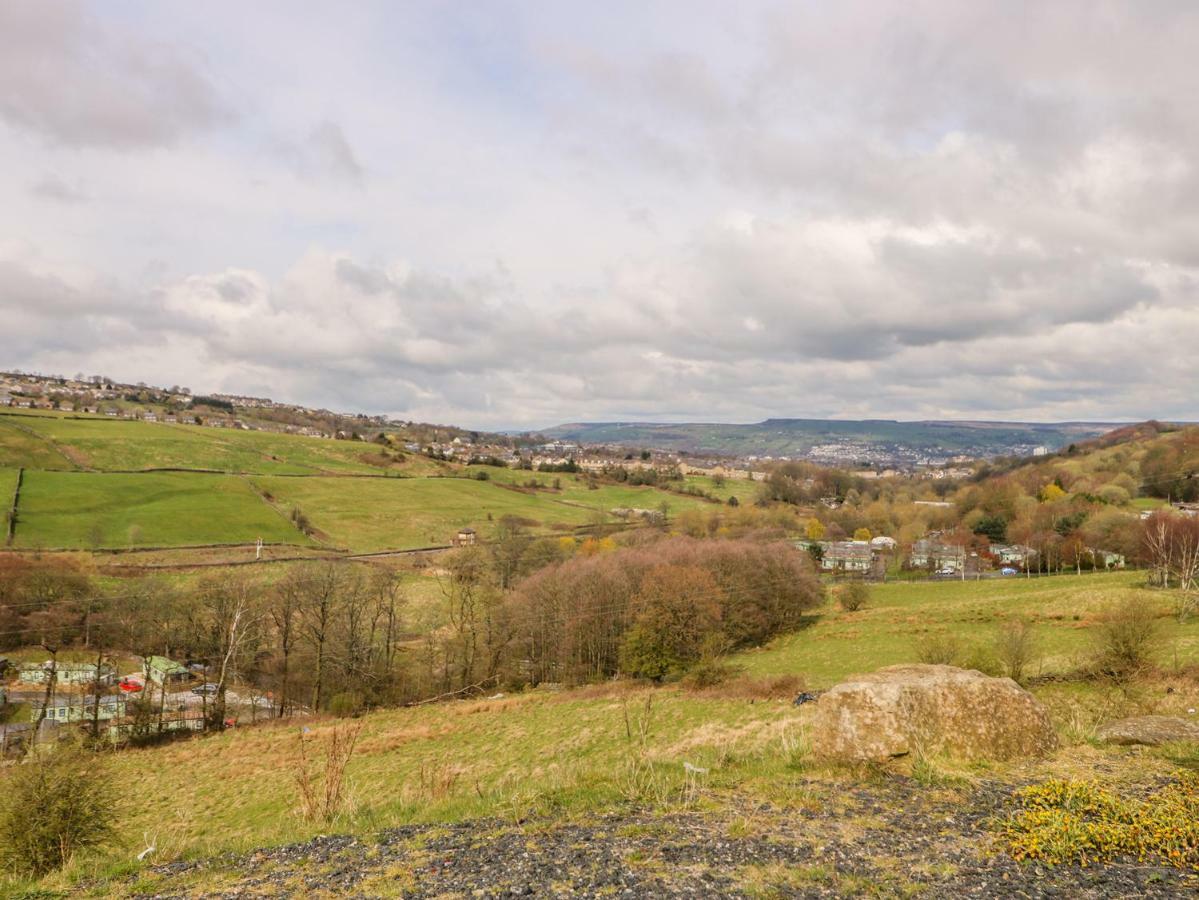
[2,1,1197,428]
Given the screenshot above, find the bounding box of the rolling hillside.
[543,418,1125,461]
[0,411,717,554]
[22,572,1199,897]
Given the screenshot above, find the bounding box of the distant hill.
[540,419,1127,464]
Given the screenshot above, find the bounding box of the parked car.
[191,683,219,696]
[1001,566,1018,576]
[118,678,143,693]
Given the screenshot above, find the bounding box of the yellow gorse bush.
[1003,773,1199,870]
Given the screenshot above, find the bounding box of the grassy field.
[10,572,1199,895]
[0,466,17,505]
[0,411,444,475]
[0,415,75,469]
[466,466,725,513]
[251,475,607,551]
[12,471,312,550]
[731,571,1198,686]
[0,413,744,554]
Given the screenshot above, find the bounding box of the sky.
[2,1,1198,429]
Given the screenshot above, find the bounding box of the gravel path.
[135,779,1198,898]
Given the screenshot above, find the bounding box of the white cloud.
[1,1,1198,427]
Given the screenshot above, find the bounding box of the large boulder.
[1096,716,1199,746]
[810,664,1057,762]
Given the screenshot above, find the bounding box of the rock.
[809,664,1057,762]
[1096,715,1199,746]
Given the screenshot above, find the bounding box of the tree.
[620,564,721,680]
[297,563,362,712]
[805,518,826,541]
[852,527,872,541]
[195,577,262,730]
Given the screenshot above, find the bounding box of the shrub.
[1003,774,1199,869]
[915,633,961,666]
[328,691,365,718]
[1092,599,1159,681]
[959,644,1003,677]
[994,618,1041,684]
[680,658,742,690]
[0,744,119,876]
[837,582,870,612]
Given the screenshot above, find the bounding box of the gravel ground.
[134,779,1198,899]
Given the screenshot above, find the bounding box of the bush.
[328,691,365,718]
[994,618,1040,684]
[680,657,742,690]
[837,582,870,612]
[1092,599,1159,681]
[1004,774,1199,870]
[0,744,119,876]
[915,632,962,666]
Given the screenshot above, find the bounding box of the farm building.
[990,544,1036,565]
[17,660,117,686]
[909,539,967,572]
[146,655,190,684]
[453,527,477,547]
[820,541,874,572]
[32,693,127,724]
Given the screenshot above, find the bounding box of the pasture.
[250,475,606,551]
[0,411,441,475]
[11,471,311,550]
[732,570,1198,686]
[36,571,1199,894]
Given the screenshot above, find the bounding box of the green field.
[0,411,437,475]
[252,475,609,551]
[0,412,731,553]
[731,571,1196,686]
[0,415,75,469]
[27,571,1194,894]
[466,465,726,513]
[12,471,312,549]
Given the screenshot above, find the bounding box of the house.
[0,393,11,406]
[163,415,177,424]
[146,655,190,685]
[31,693,127,724]
[990,544,1035,566]
[104,408,118,416]
[15,399,31,408]
[143,412,158,422]
[909,538,967,572]
[820,541,874,572]
[452,527,477,547]
[17,661,117,686]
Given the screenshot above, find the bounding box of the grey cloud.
[0,1,230,148]
[297,122,364,183]
[30,175,88,204]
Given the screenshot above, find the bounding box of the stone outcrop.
[809,664,1058,762]
[1096,715,1199,746]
